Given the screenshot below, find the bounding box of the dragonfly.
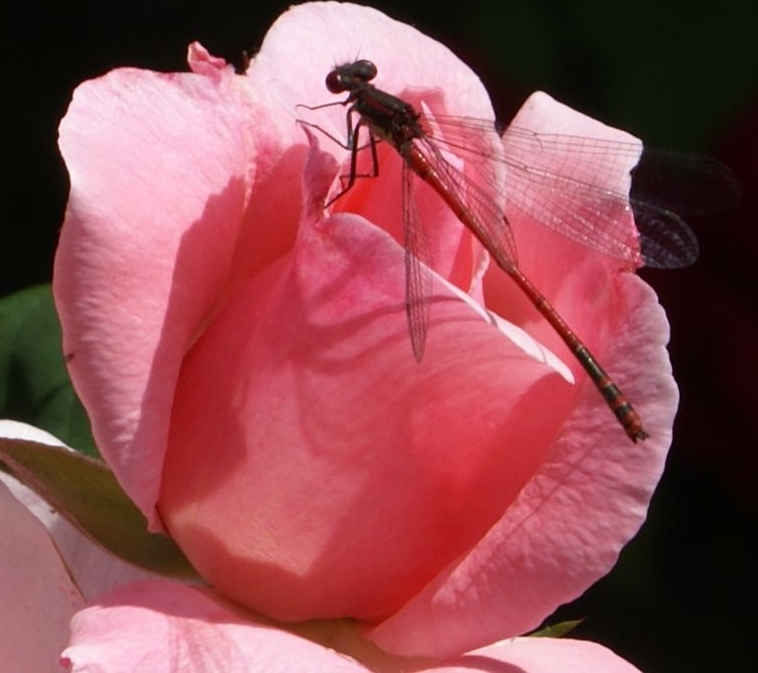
[306,59,739,442]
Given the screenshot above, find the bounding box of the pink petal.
[187,41,233,76]
[54,54,300,530]
[6,469,158,601]
[62,580,368,672]
[369,277,677,656]
[61,580,642,673]
[0,478,84,672]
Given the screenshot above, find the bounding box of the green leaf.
[0,437,198,580]
[0,284,97,455]
[528,619,584,638]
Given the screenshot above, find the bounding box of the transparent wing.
[415,134,518,270]
[402,161,433,362]
[630,147,740,267]
[420,115,739,269]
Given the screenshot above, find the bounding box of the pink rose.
[0,424,85,673]
[52,0,677,666]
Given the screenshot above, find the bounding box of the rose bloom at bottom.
[48,1,678,669]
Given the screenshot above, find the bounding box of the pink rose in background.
[0,424,85,673]
[51,0,677,668]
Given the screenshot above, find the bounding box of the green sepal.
[0,437,198,580]
[528,619,585,638]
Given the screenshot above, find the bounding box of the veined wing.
[420,114,738,269]
[401,160,433,362]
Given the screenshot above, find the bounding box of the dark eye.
[326,70,346,93]
[352,60,377,81]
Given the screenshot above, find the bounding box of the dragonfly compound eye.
[351,59,378,81]
[325,70,348,93]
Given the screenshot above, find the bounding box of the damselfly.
[304,59,739,442]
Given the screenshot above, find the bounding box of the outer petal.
[61,580,368,672]
[53,53,299,530]
[0,474,84,673]
[369,276,677,656]
[60,580,642,673]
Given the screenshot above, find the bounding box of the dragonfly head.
[326,59,378,94]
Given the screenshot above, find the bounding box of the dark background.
[4,2,756,670]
